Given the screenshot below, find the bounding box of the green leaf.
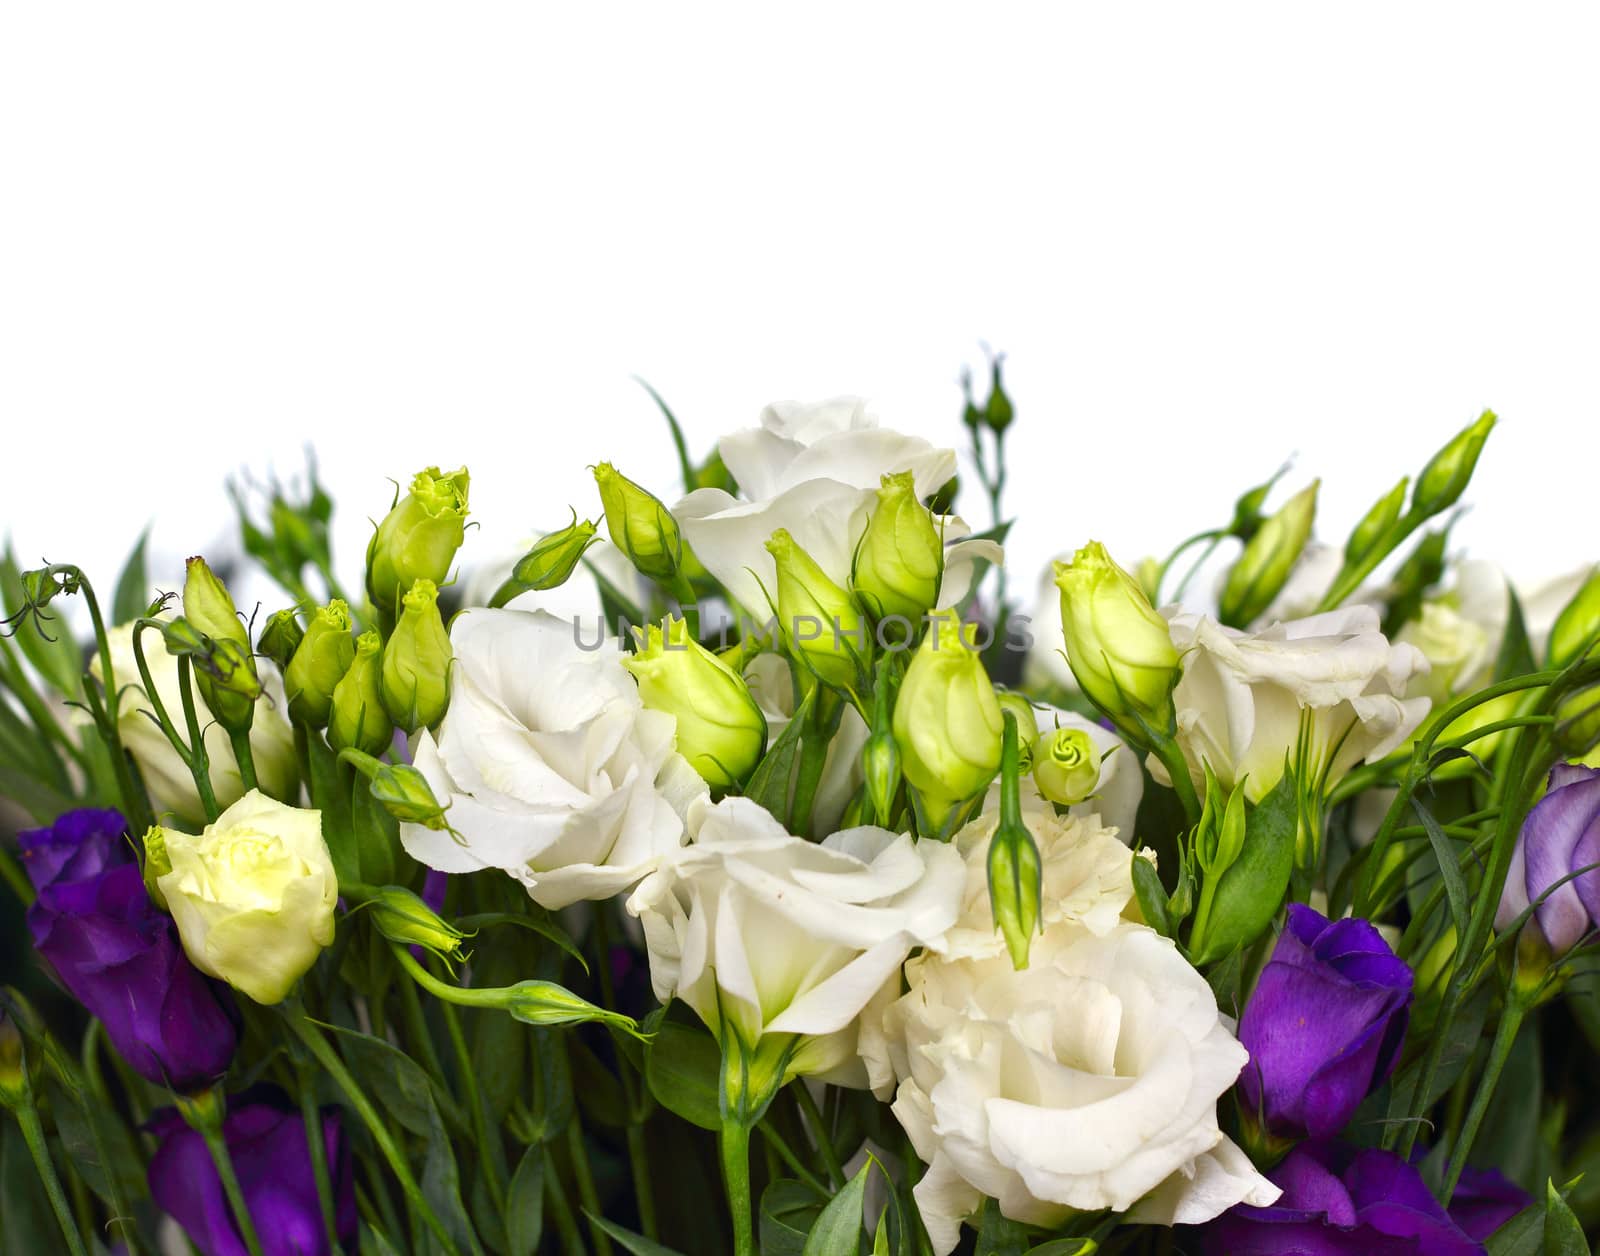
[1495,588,1536,681]
[974,1197,1035,1256]
[744,686,815,824]
[760,1179,827,1256]
[325,1024,483,1256]
[111,528,152,626]
[0,546,83,697]
[504,1145,544,1256]
[645,1016,722,1132]
[583,1213,687,1256]
[1130,853,1172,938]
[46,1081,143,1210]
[633,376,697,495]
[803,1161,871,1256]
[455,911,587,972]
[1411,798,1470,942]
[360,1221,407,1256]
[1189,772,1297,965]
[303,730,357,885]
[1542,1180,1587,1256]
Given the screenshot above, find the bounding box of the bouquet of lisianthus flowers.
[2,372,1598,1256]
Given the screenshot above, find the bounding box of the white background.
[2,5,1597,625]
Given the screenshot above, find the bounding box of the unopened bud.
[622,616,766,789]
[1413,410,1495,517]
[367,886,469,963]
[366,466,470,625]
[1547,567,1600,669]
[285,601,355,726]
[142,825,172,909]
[1345,476,1409,567]
[380,579,452,733]
[1218,481,1318,627]
[594,462,683,584]
[987,713,1041,969]
[766,528,872,692]
[853,471,943,624]
[183,556,248,651]
[257,609,304,671]
[329,630,393,756]
[982,356,1014,434]
[489,515,600,608]
[1031,727,1101,806]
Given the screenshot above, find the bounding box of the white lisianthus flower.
[93,619,297,825]
[399,608,707,909]
[742,653,868,834]
[675,397,1000,618]
[869,925,1277,1253]
[1156,605,1431,803]
[154,791,336,1005]
[626,795,964,1088]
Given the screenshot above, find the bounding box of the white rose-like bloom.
[742,653,867,834]
[872,925,1277,1253]
[1155,605,1431,803]
[940,808,1136,965]
[155,790,337,1005]
[92,619,297,825]
[399,608,707,909]
[626,795,964,1086]
[675,397,1000,618]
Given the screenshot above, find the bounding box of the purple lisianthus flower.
[1203,1142,1481,1255]
[1237,904,1413,1140]
[20,807,239,1092]
[1446,1164,1531,1241]
[1496,762,1600,955]
[148,1090,356,1256]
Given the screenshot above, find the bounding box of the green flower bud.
[765,528,872,692]
[160,613,261,734]
[1227,467,1287,543]
[893,609,1002,837]
[366,466,470,623]
[1555,685,1600,760]
[960,368,983,431]
[1031,726,1101,806]
[995,692,1037,773]
[489,514,599,609]
[1218,480,1318,628]
[852,471,944,624]
[1345,476,1409,567]
[284,600,356,727]
[329,630,393,756]
[380,578,452,733]
[621,616,766,789]
[183,556,249,651]
[256,608,304,671]
[987,713,1041,969]
[982,356,1014,434]
[1547,567,1600,668]
[1413,410,1495,518]
[1053,542,1180,732]
[142,824,172,909]
[594,462,683,584]
[366,886,470,965]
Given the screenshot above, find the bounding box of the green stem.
[792,1081,844,1189]
[297,1071,343,1255]
[175,656,220,822]
[200,1121,266,1256]
[719,1120,755,1256]
[758,1119,828,1193]
[1150,732,1202,824]
[76,569,154,834]
[1441,986,1533,1199]
[283,1004,463,1255]
[229,726,258,793]
[14,1100,90,1256]
[440,996,507,1214]
[1314,511,1425,613]
[566,1116,612,1256]
[593,908,657,1239]
[0,844,32,905]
